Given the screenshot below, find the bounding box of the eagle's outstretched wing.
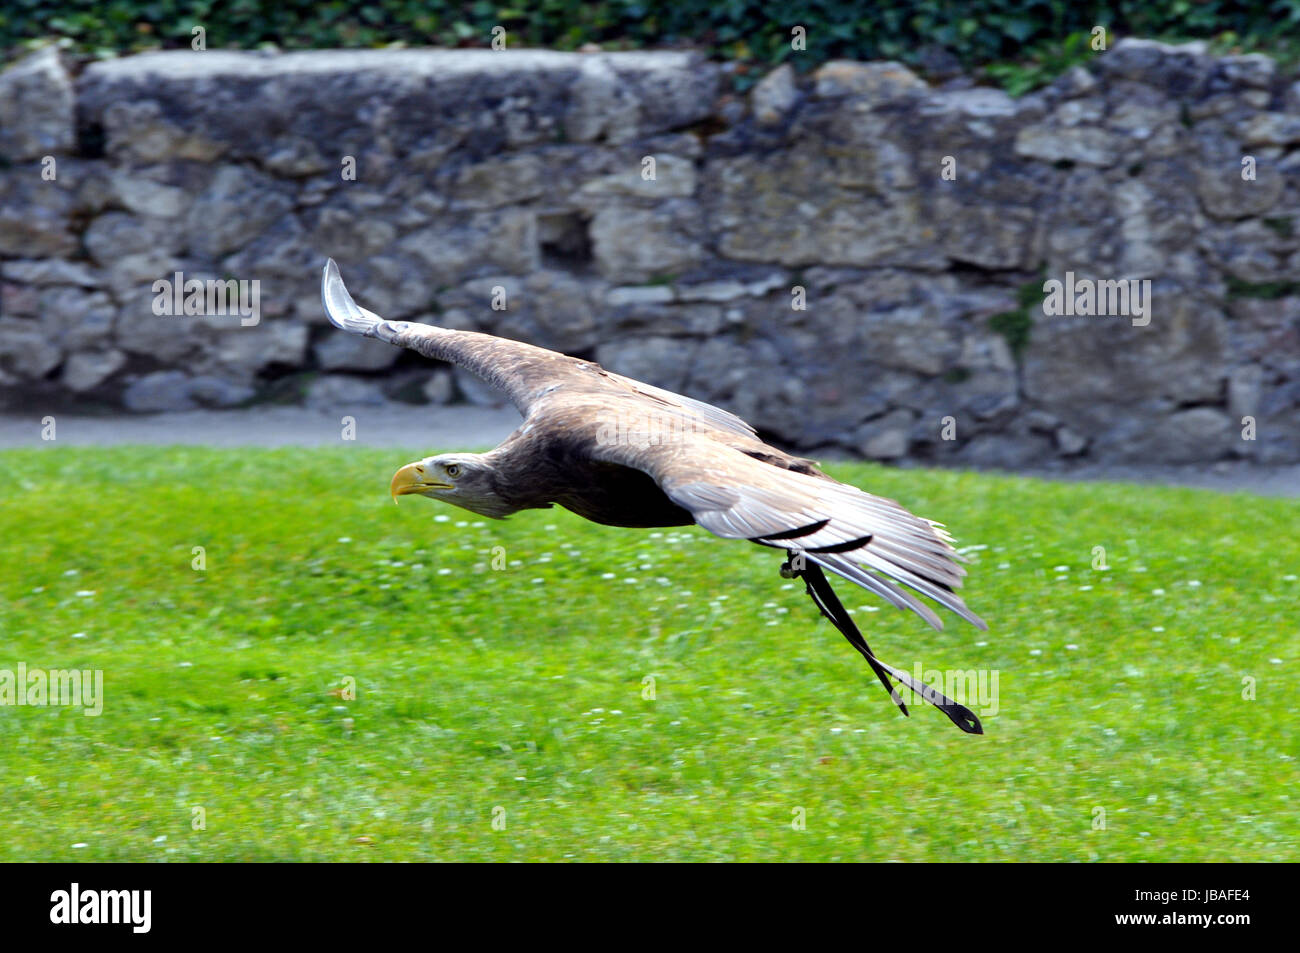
[321,259,584,415]
[322,259,755,440]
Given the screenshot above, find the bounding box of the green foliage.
[1262,217,1295,239]
[988,276,1045,361]
[0,446,1296,860]
[1225,276,1300,300]
[4,1,1300,93]
[983,30,1099,97]
[989,309,1032,359]
[1016,276,1046,310]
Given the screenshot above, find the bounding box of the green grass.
[0,446,1296,861]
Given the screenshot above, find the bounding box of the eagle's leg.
[781,552,984,735]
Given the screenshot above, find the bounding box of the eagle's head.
[389,453,517,519]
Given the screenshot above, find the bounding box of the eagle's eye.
[444,464,461,478]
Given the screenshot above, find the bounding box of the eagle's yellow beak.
[390,462,449,502]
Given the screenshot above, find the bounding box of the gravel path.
[964,460,1299,498]
[2,407,1296,496]
[0,405,523,450]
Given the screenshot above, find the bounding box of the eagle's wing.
[592,434,985,632]
[596,370,758,441]
[322,260,755,438]
[321,259,591,415]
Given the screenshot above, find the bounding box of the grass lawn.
[0,445,1295,861]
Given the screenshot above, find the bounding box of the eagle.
[321,259,988,733]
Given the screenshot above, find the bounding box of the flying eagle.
[321,260,988,733]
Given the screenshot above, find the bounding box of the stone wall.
[1,40,1298,465]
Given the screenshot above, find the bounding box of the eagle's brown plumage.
[321,259,988,732]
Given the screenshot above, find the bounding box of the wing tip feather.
[321,258,384,335]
